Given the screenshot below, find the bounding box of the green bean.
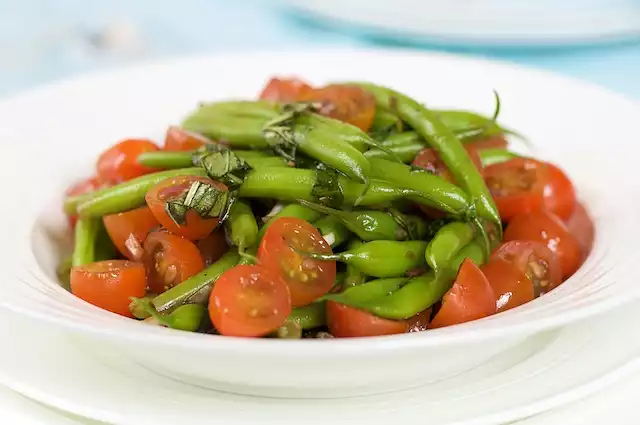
[367,158,472,216]
[133,299,206,332]
[307,240,428,278]
[129,296,155,319]
[314,215,350,248]
[425,222,475,272]
[323,277,408,304]
[355,83,501,229]
[138,150,287,170]
[71,217,101,267]
[65,168,207,217]
[152,251,240,312]
[364,132,425,163]
[478,148,520,167]
[56,256,72,291]
[224,201,258,252]
[343,240,367,288]
[181,101,281,148]
[450,237,486,271]
[437,110,511,140]
[285,302,327,330]
[275,321,302,339]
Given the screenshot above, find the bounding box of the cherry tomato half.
[209,265,292,337]
[196,229,228,266]
[406,308,432,333]
[65,176,103,228]
[97,139,160,184]
[70,260,146,317]
[258,217,336,307]
[298,84,376,132]
[103,206,159,261]
[259,77,313,102]
[163,126,209,152]
[484,158,576,221]
[146,175,228,241]
[566,202,594,255]
[326,301,408,337]
[504,211,582,279]
[142,231,204,294]
[429,259,496,328]
[467,135,508,150]
[482,240,561,312]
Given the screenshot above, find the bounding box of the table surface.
[1,0,639,422]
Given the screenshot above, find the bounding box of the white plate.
[1,48,640,397]
[0,302,638,425]
[0,385,91,425]
[284,0,640,47]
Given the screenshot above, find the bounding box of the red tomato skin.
[65,176,103,228]
[208,265,292,337]
[163,126,209,151]
[70,260,146,317]
[196,230,228,266]
[429,259,496,328]
[97,139,160,184]
[566,202,594,255]
[504,211,582,279]
[102,207,159,261]
[259,77,313,102]
[468,135,508,150]
[326,301,408,337]
[298,84,376,132]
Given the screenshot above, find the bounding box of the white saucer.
[0,302,638,425]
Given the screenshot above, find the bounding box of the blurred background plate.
[283,0,640,47]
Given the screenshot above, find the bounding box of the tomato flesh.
[146,175,227,241]
[259,77,313,102]
[326,301,408,337]
[196,229,228,266]
[484,158,576,221]
[143,231,204,294]
[70,260,146,317]
[164,126,209,151]
[298,84,376,132]
[209,265,292,337]
[258,217,336,307]
[97,139,160,184]
[103,207,159,261]
[482,240,561,312]
[504,211,582,279]
[429,259,496,328]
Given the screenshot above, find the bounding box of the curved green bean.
[425,222,475,272]
[314,215,350,248]
[71,217,101,267]
[478,148,520,167]
[224,201,258,252]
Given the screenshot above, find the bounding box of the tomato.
[257,217,336,307]
[146,175,228,241]
[209,265,292,337]
[412,145,483,218]
[484,158,576,221]
[163,126,210,151]
[406,308,432,332]
[429,259,496,328]
[467,135,508,150]
[97,139,160,184]
[504,211,582,279]
[70,260,146,317]
[196,229,228,266]
[102,207,159,261]
[482,240,561,312]
[566,202,594,255]
[298,84,376,132]
[259,77,313,102]
[326,301,408,337]
[142,231,204,294]
[64,176,103,228]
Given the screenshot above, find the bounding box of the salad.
[60,78,593,338]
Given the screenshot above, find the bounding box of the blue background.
[1,0,640,98]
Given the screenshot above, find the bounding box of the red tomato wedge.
[146,175,228,241]
[484,158,576,221]
[163,126,210,151]
[566,202,594,255]
[258,217,336,307]
[259,77,313,102]
[103,207,159,261]
[196,229,228,267]
[65,176,104,228]
[209,265,292,337]
[429,259,496,328]
[97,139,160,184]
[482,240,561,312]
[142,231,204,295]
[298,84,376,132]
[504,211,582,279]
[326,301,408,337]
[70,260,146,317]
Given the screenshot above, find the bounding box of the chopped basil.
[165,180,231,226]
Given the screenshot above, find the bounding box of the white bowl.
[1,48,639,398]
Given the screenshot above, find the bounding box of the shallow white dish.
[1,303,639,425]
[0,48,640,398]
[284,0,640,47]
